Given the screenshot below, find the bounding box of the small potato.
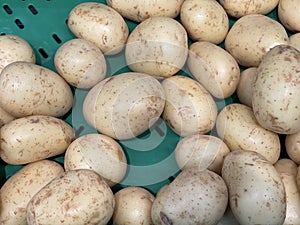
[274,158,298,176]
[285,131,300,164]
[54,38,107,89]
[0,160,64,225]
[83,72,165,140]
[0,62,73,118]
[225,14,289,67]
[68,2,129,55]
[0,115,75,165]
[64,133,127,186]
[252,45,300,134]
[216,103,281,164]
[113,186,155,225]
[151,168,228,225]
[162,75,218,137]
[222,150,286,225]
[278,0,300,32]
[125,16,188,78]
[175,134,230,174]
[188,41,240,99]
[236,67,258,107]
[0,106,14,127]
[106,0,184,22]
[26,169,115,225]
[0,34,35,73]
[289,33,300,51]
[219,0,279,18]
[180,0,229,44]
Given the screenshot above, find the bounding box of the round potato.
[236,67,258,107]
[252,45,300,134]
[54,38,107,89]
[162,75,217,137]
[125,16,188,78]
[113,186,155,225]
[0,106,14,127]
[285,131,300,164]
[0,61,73,118]
[222,150,286,225]
[0,115,75,165]
[278,0,300,32]
[68,2,129,55]
[175,134,230,174]
[83,72,165,140]
[188,41,240,99]
[26,169,115,225]
[151,168,228,225]
[289,33,300,51]
[180,0,229,44]
[0,160,64,225]
[216,103,281,164]
[220,0,279,18]
[225,14,289,67]
[0,34,35,73]
[106,0,184,22]
[64,133,127,186]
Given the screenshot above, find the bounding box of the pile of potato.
[0,0,300,224]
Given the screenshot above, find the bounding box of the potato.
[64,133,127,186]
[83,72,165,140]
[285,131,300,164]
[54,38,107,89]
[289,33,300,51]
[222,150,286,225]
[252,45,300,134]
[0,106,14,127]
[125,16,188,78]
[0,34,35,73]
[278,0,300,32]
[0,115,75,165]
[188,41,240,99]
[216,103,281,164]
[151,168,228,225]
[219,0,279,18]
[180,0,229,44]
[106,0,184,22]
[26,169,115,225]
[274,159,300,225]
[0,62,73,118]
[236,67,258,107]
[0,160,64,225]
[175,134,230,174]
[113,186,155,225]
[225,14,289,67]
[162,75,217,137]
[68,2,129,55]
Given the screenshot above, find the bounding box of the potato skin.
[0,160,64,225]
[26,169,115,225]
[0,115,75,165]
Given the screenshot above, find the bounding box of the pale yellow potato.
[26,169,115,225]
[225,14,289,67]
[162,75,218,137]
[216,103,281,164]
[54,38,107,89]
[64,133,127,186]
[0,160,64,225]
[252,45,300,134]
[175,134,230,174]
[180,0,229,44]
[68,2,129,55]
[285,131,300,164]
[278,0,300,32]
[125,16,188,78]
[188,41,240,99]
[83,72,165,140]
[0,106,14,127]
[106,0,184,22]
[222,150,286,225]
[0,62,73,118]
[0,34,35,74]
[289,33,300,51]
[113,186,155,225]
[220,0,279,18]
[274,158,298,176]
[0,115,75,165]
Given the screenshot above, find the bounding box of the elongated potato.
[0,115,75,165]
[0,160,64,225]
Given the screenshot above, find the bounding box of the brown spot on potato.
[160,211,173,225]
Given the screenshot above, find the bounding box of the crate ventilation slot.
[14,19,24,29]
[3,4,13,14]
[38,48,48,58]
[28,5,38,15]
